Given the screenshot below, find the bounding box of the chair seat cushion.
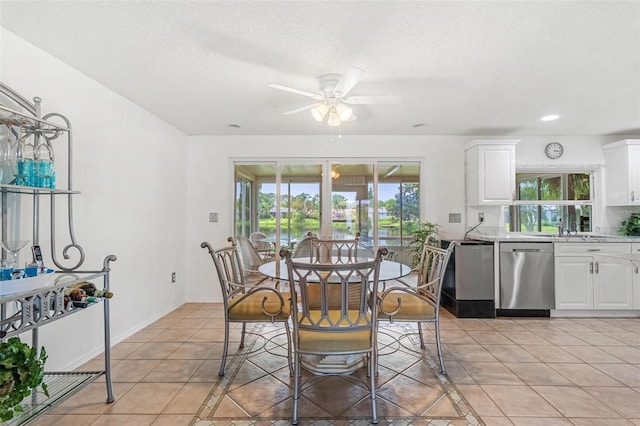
[378,292,436,321]
[297,310,372,353]
[228,291,291,321]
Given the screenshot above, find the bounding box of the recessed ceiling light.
[540,115,559,121]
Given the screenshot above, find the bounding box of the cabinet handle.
[590,261,594,274]
[635,267,639,274]
[595,262,599,274]
[587,249,601,252]
[632,190,635,202]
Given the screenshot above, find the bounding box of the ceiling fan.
[268,67,401,126]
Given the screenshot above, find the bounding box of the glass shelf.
[4,371,106,425]
[0,103,70,133]
[0,184,80,196]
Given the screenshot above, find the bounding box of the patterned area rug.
[193,322,482,425]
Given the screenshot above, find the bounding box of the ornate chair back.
[201,240,292,376]
[282,247,385,424]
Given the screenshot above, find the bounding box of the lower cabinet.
[634,243,640,309]
[555,243,633,310]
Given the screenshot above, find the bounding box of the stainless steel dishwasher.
[499,242,554,315]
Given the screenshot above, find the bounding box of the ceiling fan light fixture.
[335,103,353,121]
[327,107,342,127]
[311,103,329,122]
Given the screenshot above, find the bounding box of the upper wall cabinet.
[603,139,640,206]
[465,140,519,206]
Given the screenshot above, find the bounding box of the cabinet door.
[632,243,640,308]
[555,256,593,309]
[603,140,640,205]
[465,142,517,206]
[481,147,514,204]
[629,145,640,205]
[594,259,634,309]
[633,262,640,309]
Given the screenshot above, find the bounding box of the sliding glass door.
[234,160,420,260]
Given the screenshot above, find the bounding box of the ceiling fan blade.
[344,95,403,105]
[267,83,323,100]
[282,103,318,115]
[333,67,365,97]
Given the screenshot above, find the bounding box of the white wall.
[1,29,189,370]
[186,135,468,301]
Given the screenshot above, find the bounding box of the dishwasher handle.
[511,248,543,252]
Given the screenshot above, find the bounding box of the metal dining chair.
[377,244,452,374]
[282,247,385,424]
[249,231,273,260]
[201,240,293,376]
[293,232,362,264]
[233,235,271,286]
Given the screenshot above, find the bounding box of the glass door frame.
[232,157,422,260]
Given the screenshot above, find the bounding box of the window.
[233,161,421,256]
[507,172,592,233]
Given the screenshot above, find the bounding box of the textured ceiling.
[1,1,639,137]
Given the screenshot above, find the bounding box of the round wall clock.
[544,142,564,159]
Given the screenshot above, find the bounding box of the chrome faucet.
[557,219,563,237]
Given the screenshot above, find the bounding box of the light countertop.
[466,232,640,243]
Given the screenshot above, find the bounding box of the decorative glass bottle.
[35,137,55,189]
[14,133,35,187]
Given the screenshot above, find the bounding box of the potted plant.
[0,337,48,421]
[620,212,640,236]
[409,221,439,268]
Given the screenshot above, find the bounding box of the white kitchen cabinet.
[465,140,518,205]
[555,255,594,309]
[555,243,633,310]
[603,139,640,206]
[633,243,640,308]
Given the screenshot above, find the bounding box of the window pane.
[331,163,372,240]
[377,163,420,251]
[518,178,538,200]
[540,176,562,200]
[280,164,322,245]
[568,173,590,200]
[235,179,251,236]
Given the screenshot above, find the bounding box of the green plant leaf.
[409,221,439,268]
[620,212,640,236]
[0,337,47,421]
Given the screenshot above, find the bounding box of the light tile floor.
[28,302,640,426]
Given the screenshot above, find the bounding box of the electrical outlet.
[209,212,218,223]
[171,272,176,283]
[478,212,485,221]
[448,213,461,223]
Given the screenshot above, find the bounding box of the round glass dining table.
[258,257,412,282]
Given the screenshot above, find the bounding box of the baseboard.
[496,309,550,317]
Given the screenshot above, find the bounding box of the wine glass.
[1,240,29,269]
[0,127,17,185]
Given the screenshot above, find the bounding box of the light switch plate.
[209,212,219,223]
[449,213,461,223]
